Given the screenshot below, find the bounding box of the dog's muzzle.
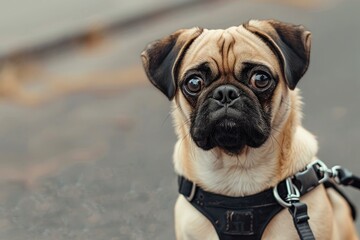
[211,85,244,152]
[191,84,269,154]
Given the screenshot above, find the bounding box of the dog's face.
[142,20,311,155]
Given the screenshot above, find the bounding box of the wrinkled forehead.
[178,25,280,79]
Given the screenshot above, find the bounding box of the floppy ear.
[244,20,311,90]
[141,28,203,100]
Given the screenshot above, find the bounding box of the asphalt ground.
[0,0,359,239]
[0,0,201,60]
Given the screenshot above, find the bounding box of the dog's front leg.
[175,196,218,240]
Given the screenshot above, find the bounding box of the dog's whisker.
[161,105,183,127]
[179,131,190,145]
[270,126,282,134]
[235,155,244,169]
[280,99,296,111]
[269,134,281,155]
[161,113,172,127]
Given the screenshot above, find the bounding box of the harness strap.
[178,160,359,240]
[289,202,315,240]
[273,178,315,240]
[178,176,287,240]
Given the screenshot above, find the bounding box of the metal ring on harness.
[273,178,300,208]
[186,181,197,201]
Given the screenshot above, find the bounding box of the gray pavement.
[0,0,201,60]
[0,0,359,239]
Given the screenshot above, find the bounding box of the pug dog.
[141,19,358,240]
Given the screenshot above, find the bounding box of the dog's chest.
[179,145,280,196]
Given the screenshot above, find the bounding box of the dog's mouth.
[212,119,246,153]
[192,117,248,154]
[191,112,270,155]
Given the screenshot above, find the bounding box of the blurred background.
[0,0,359,239]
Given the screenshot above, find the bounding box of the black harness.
[178,160,359,240]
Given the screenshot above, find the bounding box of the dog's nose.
[212,85,240,104]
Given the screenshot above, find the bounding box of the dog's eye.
[250,72,271,90]
[184,76,203,94]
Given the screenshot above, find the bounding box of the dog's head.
[141,20,311,155]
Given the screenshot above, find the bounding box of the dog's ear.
[141,28,203,100]
[245,20,311,90]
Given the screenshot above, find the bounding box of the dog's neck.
[173,90,318,197]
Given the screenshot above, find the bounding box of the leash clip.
[331,165,341,183]
[331,165,355,185]
[274,178,316,240]
[273,178,300,208]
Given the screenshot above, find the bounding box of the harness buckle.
[293,160,341,195]
[273,178,300,208]
[311,159,331,184]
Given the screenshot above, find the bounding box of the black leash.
[334,166,360,189]
[179,160,359,240]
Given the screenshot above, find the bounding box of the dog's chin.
[192,118,267,155]
[215,140,247,155]
[212,119,247,154]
